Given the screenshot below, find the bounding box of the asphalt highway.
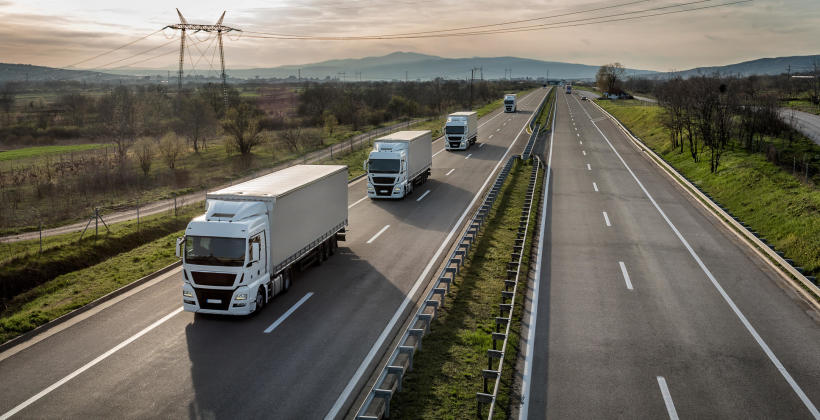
[519,90,820,418]
[0,89,549,419]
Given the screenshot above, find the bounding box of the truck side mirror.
[252,242,260,263]
[175,237,184,259]
[363,160,368,171]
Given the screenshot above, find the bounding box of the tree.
[59,93,90,127]
[222,103,264,155]
[0,84,16,126]
[158,132,184,169]
[323,112,338,137]
[279,127,303,152]
[596,63,626,95]
[178,94,217,153]
[99,86,139,162]
[135,137,154,175]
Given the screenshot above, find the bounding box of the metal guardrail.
[588,100,820,302]
[476,156,541,419]
[521,124,540,160]
[355,156,519,419]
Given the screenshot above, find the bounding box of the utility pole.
[298,68,301,82]
[165,9,240,108]
[405,71,409,83]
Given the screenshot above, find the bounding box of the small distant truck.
[504,94,517,112]
[444,111,478,151]
[366,130,432,199]
[565,84,572,94]
[177,164,348,315]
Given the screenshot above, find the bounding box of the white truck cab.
[366,131,432,199]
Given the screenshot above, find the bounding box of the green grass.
[783,99,820,116]
[0,229,183,344]
[390,159,542,419]
[597,100,820,277]
[0,143,109,161]
[536,88,556,130]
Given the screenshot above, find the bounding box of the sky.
[1,0,818,73]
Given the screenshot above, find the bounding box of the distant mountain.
[656,54,820,78]
[227,52,656,81]
[0,63,136,83]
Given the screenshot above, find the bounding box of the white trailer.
[366,130,432,199]
[504,94,517,112]
[444,111,478,151]
[177,164,348,315]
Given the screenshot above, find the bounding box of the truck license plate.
[207,299,222,304]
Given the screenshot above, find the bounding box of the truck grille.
[375,187,393,196]
[448,136,462,141]
[372,177,395,184]
[193,288,233,310]
[191,271,236,287]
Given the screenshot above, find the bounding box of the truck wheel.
[329,237,337,255]
[282,269,292,293]
[254,290,265,314]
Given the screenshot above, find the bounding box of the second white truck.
[366,130,432,199]
[504,94,517,112]
[445,111,478,151]
[177,164,348,315]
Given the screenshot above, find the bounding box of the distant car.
[581,96,588,101]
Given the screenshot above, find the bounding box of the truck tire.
[282,269,292,293]
[254,289,265,314]
[329,237,337,255]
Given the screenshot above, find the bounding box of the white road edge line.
[416,190,431,202]
[519,88,556,420]
[619,261,634,290]
[366,225,390,244]
[657,376,680,420]
[603,211,611,227]
[465,153,472,160]
[574,94,820,418]
[593,182,599,192]
[348,196,368,209]
[0,307,184,420]
[264,292,314,334]
[329,89,547,420]
[445,168,455,176]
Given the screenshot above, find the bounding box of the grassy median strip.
[597,100,819,277]
[390,159,542,419]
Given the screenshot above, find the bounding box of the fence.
[476,156,541,418]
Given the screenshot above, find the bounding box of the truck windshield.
[185,236,246,266]
[368,159,400,173]
[445,125,465,134]
[505,100,514,104]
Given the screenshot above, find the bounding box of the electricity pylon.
[164,9,240,108]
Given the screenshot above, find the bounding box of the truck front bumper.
[183,284,255,315]
[368,184,405,199]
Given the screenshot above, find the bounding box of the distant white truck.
[444,111,478,151]
[366,130,432,199]
[504,94,517,112]
[177,165,348,315]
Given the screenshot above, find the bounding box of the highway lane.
[520,91,820,418]
[0,89,549,419]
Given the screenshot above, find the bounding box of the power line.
[65,29,165,68]
[241,0,748,40]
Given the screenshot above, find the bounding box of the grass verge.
[0,143,110,162]
[389,159,542,419]
[596,100,819,277]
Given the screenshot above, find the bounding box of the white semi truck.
[444,111,478,151]
[177,164,348,315]
[504,94,517,112]
[366,130,432,199]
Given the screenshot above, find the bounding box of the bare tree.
[135,137,154,175]
[596,63,626,95]
[158,132,184,169]
[59,93,90,128]
[99,86,139,162]
[222,103,264,155]
[0,84,15,127]
[178,94,217,153]
[279,127,303,152]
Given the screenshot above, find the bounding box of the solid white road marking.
[433,148,446,157]
[264,292,314,334]
[593,182,599,192]
[348,196,368,209]
[0,308,184,420]
[465,153,472,160]
[603,211,611,227]
[576,93,820,418]
[366,225,390,244]
[445,168,455,176]
[587,164,592,171]
[619,261,634,290]
[479,143,486,148]
[657,376,680,420]
[331,89,547,420]
[416,190,431,202]
[519,89,556,420]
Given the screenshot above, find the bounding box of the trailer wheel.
[329,237,337,255]
[282,269,292,293]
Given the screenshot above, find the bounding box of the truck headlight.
[393,186,402,193]
[235,293,248,301]
[183,289,193,298]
